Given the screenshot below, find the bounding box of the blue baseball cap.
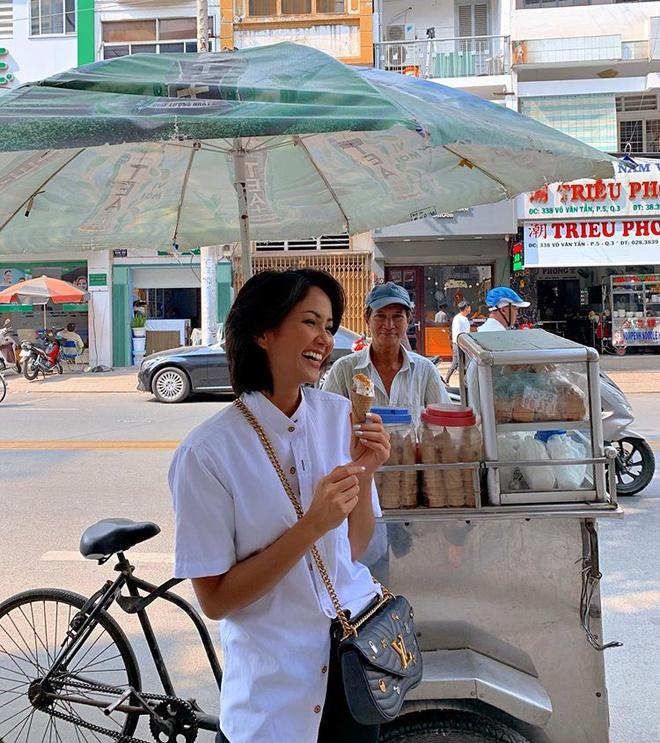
[366,282,413,311]
[486,287,530,310]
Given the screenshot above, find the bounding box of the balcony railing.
[513,35,655,65]
[374,35,511,80]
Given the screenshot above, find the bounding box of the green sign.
[511,242,524,272]
[88,273,107,287]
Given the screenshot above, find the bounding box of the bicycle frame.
[42,552,222,733]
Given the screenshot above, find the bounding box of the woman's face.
[258,286,335,389]
[368,303,409,353]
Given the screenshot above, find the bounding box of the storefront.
[111,254,232,367]
[0,259,90,361]
[520,158,660,349]
[374,201,516,357]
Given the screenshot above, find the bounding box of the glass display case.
[458,329,608,506]
[605,273,660,351]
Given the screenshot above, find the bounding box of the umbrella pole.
[233,142,253,281]
[43,303,47,335]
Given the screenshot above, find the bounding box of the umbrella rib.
[0,148,85,236]
[442,145,513,199]
[293,136,350,233]
[172,143,199,245]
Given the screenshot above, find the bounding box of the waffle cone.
[350,390,374,423]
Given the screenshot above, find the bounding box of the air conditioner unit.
[385,23,415,42]
[384,23,415,67]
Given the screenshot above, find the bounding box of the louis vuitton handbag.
[235,399,423,725]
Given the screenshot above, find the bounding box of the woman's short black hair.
[225,269,345,396]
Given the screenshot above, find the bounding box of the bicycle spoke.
[70,627,116,675]
[0,622,39,671]
[1,706,36,742]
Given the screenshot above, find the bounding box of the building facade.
[1,0,658,361]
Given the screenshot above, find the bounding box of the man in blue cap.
[323,281,449,424]
[479,287,530,332]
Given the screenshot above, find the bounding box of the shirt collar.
[356,344,415,371]
[243,389,307,436]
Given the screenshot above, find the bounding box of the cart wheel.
[379,710,531,743]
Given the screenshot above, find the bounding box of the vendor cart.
[604,272,660,354]
[368,330,621,743]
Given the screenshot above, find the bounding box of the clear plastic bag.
[520,437,557,491]
[546,434,587,490]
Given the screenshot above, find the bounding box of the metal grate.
[619,120,644,152]
[233,251,372,333]
[616,94,658,112]
[0,0,12,38]
[255,234,350,251]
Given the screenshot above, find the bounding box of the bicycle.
[0,372,5,403]
[0,518,222,742]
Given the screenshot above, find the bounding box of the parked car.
[137,326,362,403]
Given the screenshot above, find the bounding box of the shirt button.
[321,665,328,674]
[288,426,295,433]
[290,466,296,475]
[314,705,322,714]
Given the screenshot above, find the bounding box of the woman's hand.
[350,413,390,476]
[302,464,365,539]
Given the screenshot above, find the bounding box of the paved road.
[0,387,658,742]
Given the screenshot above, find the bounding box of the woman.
[169,269,390,743]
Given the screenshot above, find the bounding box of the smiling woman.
[169,269,390,743]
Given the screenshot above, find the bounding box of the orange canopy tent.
[0,275,86,330]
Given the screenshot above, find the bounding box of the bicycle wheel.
[0,375,5,404]
[0,588,141,742]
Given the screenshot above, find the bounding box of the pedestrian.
[444,300,471,384]
[58,322,85,356]
[434,302,449,324]
[323,281,449,425]
[479,287,530,332]
[169,269,390,743]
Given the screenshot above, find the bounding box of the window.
[102,17,212,59]
[456,2,488,38]
[30,0,75,35]
[617,94,660,153]
[0,0,12,39]
[520,94,617,152]
[244,0,344,18]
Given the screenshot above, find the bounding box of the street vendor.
[169,269,390,743]
[323,281,449,423]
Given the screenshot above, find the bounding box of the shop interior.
[385,264,493,357]
[533,265,660,351]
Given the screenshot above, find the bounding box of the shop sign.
[522,159,660,220]
[523,219,660,267]
[88,273,108,291]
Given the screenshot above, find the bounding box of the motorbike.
[20,335,63,381]
[0,319,21,373]
[599,371,655,496]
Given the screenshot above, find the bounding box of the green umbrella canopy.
[0,43,615,255]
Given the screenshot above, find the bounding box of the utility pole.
[197,0,218,346]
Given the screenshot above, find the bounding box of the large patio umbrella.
[0,43,615,277]
[0,275,86,330]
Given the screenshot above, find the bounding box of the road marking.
[0,440,179,450]
[42,551,174,564]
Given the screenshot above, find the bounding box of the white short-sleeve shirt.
[169,387,381,743]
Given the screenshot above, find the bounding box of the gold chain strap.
[234,398,385,640]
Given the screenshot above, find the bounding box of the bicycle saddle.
[80,518,161,560]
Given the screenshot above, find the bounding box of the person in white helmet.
[479,287,530,332]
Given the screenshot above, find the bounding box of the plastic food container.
[419,405,481,508]
[371,407,417,509]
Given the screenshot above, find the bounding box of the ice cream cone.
[351,390,374,424]
[351,373,375,423]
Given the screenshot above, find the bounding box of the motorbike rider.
[478,287,530,332]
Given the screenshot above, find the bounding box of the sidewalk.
[5,367,138,394]
[4,357,660,396]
